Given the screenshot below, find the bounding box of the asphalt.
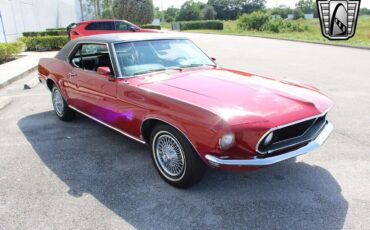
[0,33,369,230]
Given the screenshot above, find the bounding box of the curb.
[0,66,37,90]
[185,31,370,51]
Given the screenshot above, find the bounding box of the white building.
[0,0,79,42]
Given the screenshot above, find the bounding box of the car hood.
[137,68,333,126]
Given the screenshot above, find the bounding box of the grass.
[184,16,370,48]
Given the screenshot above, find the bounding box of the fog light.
[263,132,274,146]
[219,133,235,150]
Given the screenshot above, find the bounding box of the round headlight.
[263,132,274,146]
[219,133,235,150]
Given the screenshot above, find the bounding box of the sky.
[153,0,370,10]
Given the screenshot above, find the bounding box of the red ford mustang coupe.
[38,33,334,188]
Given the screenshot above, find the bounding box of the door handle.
[68,72,77,78]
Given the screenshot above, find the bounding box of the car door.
[67,43,119,125]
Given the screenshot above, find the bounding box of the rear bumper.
[205,122,333,167]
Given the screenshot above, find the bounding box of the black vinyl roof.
[56,32,188,60]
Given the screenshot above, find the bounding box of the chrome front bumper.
[205,122,333,167]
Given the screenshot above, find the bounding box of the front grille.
[258,115,327,155]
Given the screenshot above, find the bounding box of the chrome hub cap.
[155,133,185,177]
[53,89,64,115]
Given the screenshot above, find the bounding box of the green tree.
[293,8,305,20]
[207,0,266,20]
[202,5,217,20]
[101,0,113,18]
[112,0,154,25]
[164,6,180,22]
[360,8,370,16]
[295,0,318,17]
[240,0,266,14]
[177,0,205,21]
[154,7,161,19]
[270,5,292,19]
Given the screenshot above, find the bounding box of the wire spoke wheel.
[52,88,64,115]
[154,132,185,178]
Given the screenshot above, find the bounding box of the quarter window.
[70,43,114,75]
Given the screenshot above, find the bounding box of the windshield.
[114,39,215,77]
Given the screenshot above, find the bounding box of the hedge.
[174,20,223,31]
[22,30,67,37]
[18,36,68,51]
[46,28,66,31]
[141,24,161,30]
[0,42,24,64]
[237,12,309,33]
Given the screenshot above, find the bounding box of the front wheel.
[51,86,75,121]
[150,124,206,188]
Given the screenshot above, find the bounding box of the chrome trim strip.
[206,122,333,167]
[69,105,146,144]
[66,41,117,77]
[255,107,333,154]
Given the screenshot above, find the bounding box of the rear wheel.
[51,86,75,121]
[150,124,206,188]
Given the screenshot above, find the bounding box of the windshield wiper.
[133,68,167,76]
[179,63,217,68]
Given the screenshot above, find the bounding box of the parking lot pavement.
[1,34,370,230]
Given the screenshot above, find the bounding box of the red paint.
[38,54,333,171]
[69,19,159,40]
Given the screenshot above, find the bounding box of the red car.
[67,19,159,40]
[38,33,334,188]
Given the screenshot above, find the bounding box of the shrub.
[175,20,223,30]
[0,42,24,64]
[262,18,309,33]
[18,36,68,51]
[262,18,283,33]
[22,30,67,37]
[237,12,271,31]
[46,28,66,31]
[141,24,161,30]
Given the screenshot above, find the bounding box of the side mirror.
[97,66,112,76]
[211,57,216,61]
[129,26,137,32]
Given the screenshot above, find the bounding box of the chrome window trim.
[69,105,146,144]
[255,106,333,154]
[66,41,117,77]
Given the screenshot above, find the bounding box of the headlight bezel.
[219,133,235,150]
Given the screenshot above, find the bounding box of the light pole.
[161,0,165,23]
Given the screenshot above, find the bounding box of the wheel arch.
[45,75,69,101]
[140,117,201,156]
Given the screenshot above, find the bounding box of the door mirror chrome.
[97,66,112,76]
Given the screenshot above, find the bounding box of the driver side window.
[70,43,114,75]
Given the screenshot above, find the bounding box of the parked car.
[67,19,159,40]
[38,33,334,188]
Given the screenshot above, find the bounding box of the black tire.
[51,86,75,121]
[150,124,206,188]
